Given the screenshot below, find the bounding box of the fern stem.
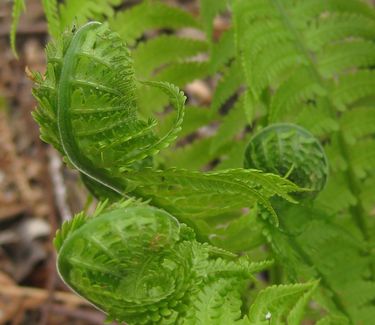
[57,21,126,196]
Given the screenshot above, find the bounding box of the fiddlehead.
[244,123,329,198]
[56,202,199,324]
[33,22,186,197]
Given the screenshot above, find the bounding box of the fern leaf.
[318,40,375,78]
[269,68,326,122]
[133,36,208,78]
[10,0,25,58]
[340,106,375,143]
[315,173,357,214]
[41,0,60,39]
[305,13,375,51]
[154,62,210,88]
[110,1,200,45]
[184,278,244,325]
[162,138,215,170]
[210,96,246,154]
[158,106,213,139]
[124,168,301,224]
[332,70,375,109]
[292,0,375,22]
[59,0,120,32]
[348,139,375,178]
[210,60,244,112]
[209,28,236,73]
[248,282,318,325]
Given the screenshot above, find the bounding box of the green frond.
[133,36,208,78]
[315,315,350,325]
[340,107,375,143]
[110,1,200,45]
[10,0,25,58]
[206,258,273,278]
[269,68,326,122]
[305,13,375,51]
[292,0,375,22]
[41,0,60,39]
[158,106,213,139]
[210,60,244,112]
[347,139,375,178]
[317,40,375,77]
[360,175,375,213]
[263,203,373,323]
[332,70,375,109]
[124,167,301,224]
[59,0,120,32]
[247,281,318,325]
[216,136,251,170]
[162,138,215,170]
[184,278,244,325]
[210,96,247,154]
[200,0,228,39]
[209,28,236,73]
[154,62,210,87]
[287,281,319,325]
[295,104,338,136]
[315,173,357,214]
[351,306,375,325]
[250,42,306,98]
[208,210,265,252]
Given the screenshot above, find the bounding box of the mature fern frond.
[209,28,236,73]
[110,1,200,45]
[233,0,375,122]
[10,0,25,57]
[262,203,375,323]
[133,36,208,78]
[210,61,244,112]
[59,0,120,32]
[340,107,375,142]
[41,0,60,39]
[210,96,246,154]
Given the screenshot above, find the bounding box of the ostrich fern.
[10,0,375,323]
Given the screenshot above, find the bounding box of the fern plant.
[18,0,375,323]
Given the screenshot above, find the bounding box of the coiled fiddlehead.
[244,123,329,198]
[56,203,199,324]
[33,22,185,196]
